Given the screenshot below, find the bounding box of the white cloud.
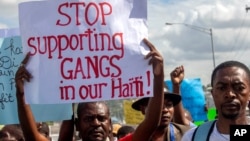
[147,0,250,84]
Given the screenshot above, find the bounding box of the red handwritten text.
[59,81,107,100]
[56,2,112,26]
[27,29,124,59]
[60,55,121,79]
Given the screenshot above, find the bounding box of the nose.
[92,118,101,126]
[162,106,171,112]
[224,88,236,99]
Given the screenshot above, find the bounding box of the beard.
[220,102,240,119]
[221,111,239,119]
[221,106,240,119]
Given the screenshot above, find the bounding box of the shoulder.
[189,122,197,128]
[172,122,192,132]
[181,120,217,141]
[180,127,197,141]
[118,133,133,141]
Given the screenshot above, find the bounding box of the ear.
[109,118,113,132]
[75,118,79,131]
[210,88,214,97]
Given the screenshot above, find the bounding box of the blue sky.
[1,0,250,85]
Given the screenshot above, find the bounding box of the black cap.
[131,88,181,111]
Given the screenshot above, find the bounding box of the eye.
[97,115,108,122]
[216,84,226,91]
[83,116,94,122]
[234,84,244,92]
[164,102,173,108]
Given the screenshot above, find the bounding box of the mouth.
[89,130,104,138]
[222,102,240,110]
[161,115,171,122]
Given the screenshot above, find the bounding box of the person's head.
[159,97,176,127]
[0,124,24,141]
[132,88,181,128]
[112,123,122,139]
[76,101,112,141]
[36,122,51,141]
[211,60,250,120]
[117,125,135,140]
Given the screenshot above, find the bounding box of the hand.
[15,53,32,94]
[170,65,184,85]
[143,38,163,77]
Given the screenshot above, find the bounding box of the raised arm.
[15,53,48,141]
[132,38,164,141]
[58,104,75,141]
[171,65,190,126]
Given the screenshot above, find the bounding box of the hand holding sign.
[15,53,32,95]
[143,38,163,77]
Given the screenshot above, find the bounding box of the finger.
[145,51,153,59]
[177,65,184,73]
[16,69,32,82]
[181,65,184,72]
[22,74,30,82]
[143,38,156,51]
[148,58,153,65]
[21,52,30,65]
[144,50,158,59]
[148,56,163,66]
[151,55,163,62]
[23,70,32,82]
[175,66,184,75]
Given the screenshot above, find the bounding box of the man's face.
[77,103,111,141]
[141,98,174,127]
[211,66,250,119]
[159,99,174,127]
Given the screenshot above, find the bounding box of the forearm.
[145,74,164,127]
[173,84,189,125]
[133,73,164,141]
[16,91,47,141]
[58,118,75,141]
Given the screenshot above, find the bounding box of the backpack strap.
[192,120,216,141]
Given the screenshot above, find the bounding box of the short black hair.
[211,60,250,86]
[117,125,135,139]
[38,122,50,137]
[0,124,24,141]
[77,101,110,118]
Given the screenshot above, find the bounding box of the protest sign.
[165,78,208,121]
[18,0,151,104]
[0,28,72,124]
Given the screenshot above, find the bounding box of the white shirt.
[181,121,229,141]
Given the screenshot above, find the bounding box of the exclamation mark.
[146,70,150,95]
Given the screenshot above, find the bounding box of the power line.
[165,22,216,68]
